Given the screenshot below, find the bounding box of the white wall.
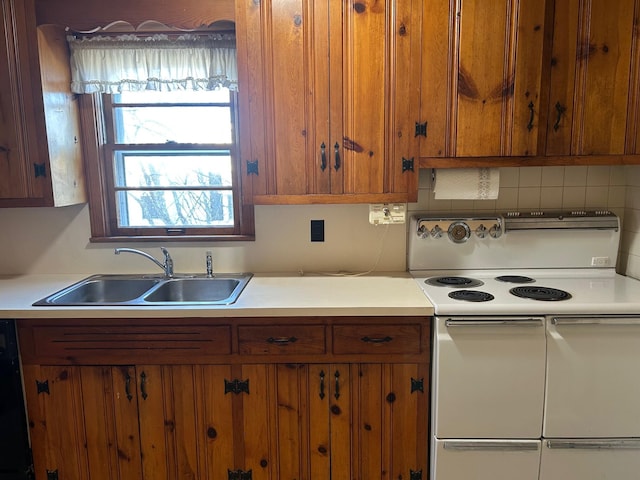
[621,166,640,279]
[0,165,631,276]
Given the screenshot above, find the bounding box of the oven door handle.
[551,316,640,326]
[445,318,544,327]
[545,439,640,450]
[444,440,540,451]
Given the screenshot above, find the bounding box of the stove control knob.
[475,224,488,238]
[489,223,502,238]
[430,225,443,238]
[417,225,429,238]
[448,221,471,243]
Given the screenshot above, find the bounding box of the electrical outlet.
[591,256,610,267]
[310,220,324,242]
[369,204,406,225]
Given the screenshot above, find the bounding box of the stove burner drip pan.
[510,286,572,301]
[495,275,535,284]
[425,276,484,288]
[448,290,495,302]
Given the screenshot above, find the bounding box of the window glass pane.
[114,89,230,104]
[114,105,232,144]
[116,190,234,228]
[113,152,233,188]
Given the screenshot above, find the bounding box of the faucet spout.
[114,247,174,278]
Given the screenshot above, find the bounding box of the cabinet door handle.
[140,371,148,400]
[334,370,340,400]
[319,370,326,400]
[361,336,393,344]
[333,142,341,171]
[125,372,133,401]
[266,336,298,345]
[320,142,327,171]
[553,101,566,131]
[527,102,535,131]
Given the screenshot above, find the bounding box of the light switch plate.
[369,203,406,225]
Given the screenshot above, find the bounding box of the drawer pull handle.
[320,142,327,171]
[319,370,326,400]
[140,371,148,400]
[125,372,133,401]
[361,336,392,344]
[266,336,298,345]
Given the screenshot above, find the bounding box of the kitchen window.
[68,28,254,241]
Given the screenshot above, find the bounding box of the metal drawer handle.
[445,319,543,327]
[546,439,640,450]
[444,441,539,452]
[551,317,640,326]
[361,336,392,344]
[266,336,298,345]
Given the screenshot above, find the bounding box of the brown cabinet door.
[341,0,421,196]
[546,0,636,155]
[0,0,44,202]
[237,0,420,202]
[420,0,546,159]
[136,365,236,480]
[22,365,89,480]
[239,363,428,480]
[453,0,545,157]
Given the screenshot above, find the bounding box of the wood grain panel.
[238,325,326,355]
[22,365,89,480]
[580,0,635,155]
[332,324,422,355]
[343,0,387,194]
[455,0,510,156]
[28,324,232,362]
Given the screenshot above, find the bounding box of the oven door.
[544,316,640,438]
[433,316,546,438]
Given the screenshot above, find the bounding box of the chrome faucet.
[205,250,214,278]
[114,247,174,278]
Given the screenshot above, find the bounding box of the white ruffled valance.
[67,33,237,94]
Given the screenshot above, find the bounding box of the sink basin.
[33,273,252,306]
[144,277,247,304]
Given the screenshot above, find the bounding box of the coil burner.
[425,276,484,288]
[509,286,572,301]
[448,290,495,302]
[495,275,536,284]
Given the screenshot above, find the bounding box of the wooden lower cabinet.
[18,318,429,480]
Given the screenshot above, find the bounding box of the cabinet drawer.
[238,325,326,355]
[332,324,422,355]
[27,324,231,362]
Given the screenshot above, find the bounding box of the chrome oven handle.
[444,440,539,451]
[546,439,640,450]
[551,316,640,326]
[445,318,544,327]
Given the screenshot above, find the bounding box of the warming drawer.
[433,316,546,439]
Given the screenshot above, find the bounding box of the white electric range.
[408,211,640,480]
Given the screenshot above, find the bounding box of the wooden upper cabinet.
[421,0,546,158]
[0,0,85,207]
[546,0,637,156]
[236,0,421,203]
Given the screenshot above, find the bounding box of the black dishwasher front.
[0,320,33,480]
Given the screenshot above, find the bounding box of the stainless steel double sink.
[33,273,253,306]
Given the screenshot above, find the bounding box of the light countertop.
[0,272,433,319]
